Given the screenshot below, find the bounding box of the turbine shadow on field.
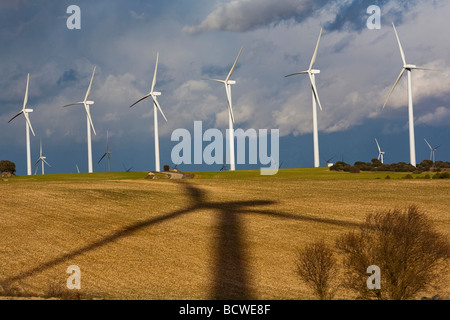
[3,183,360,299]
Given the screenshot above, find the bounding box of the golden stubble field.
[1,177,449,300]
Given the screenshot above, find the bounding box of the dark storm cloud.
[57,69,79,85]
[183,0,418,34]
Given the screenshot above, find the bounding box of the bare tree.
[336,206,450,300]
[296,240,338,300]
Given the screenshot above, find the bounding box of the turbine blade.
[285,71,309,78]
[225,84,235,123]
[435,144,442,150]
[43,159,51,167]
[382,68,406,109]
[24,112,35,136]
[202,78,225,84]
[98,153,107,164]
[8,111,23,123]
[153,96,168,122]
[84,103,96,135]
[151,52,159,94]
[309,73,323,111]
[106,130,109,151]
[424,139,432,150]
[309,28,323,71]
[33,159,40,168]
[40,138,42,156]
[84,66,96,102]
[375,139,381,153]
[414,67,436,71]
[62,102,84,108]
[226,46,243,82]
[129,94,151,108]
[23,73,30,110]
[392,23,406,66]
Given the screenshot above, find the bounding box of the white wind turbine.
[286,28,324,168]
[8,73,35,176]
[382,23,431,167]
[424,139,441,164]
[129,53,167,172]
[375,138,385,164]
[63,67,97,173]
[34,138,51,175]
[98,130,112,172]
[203,47,243,172]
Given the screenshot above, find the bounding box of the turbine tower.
[382,23,430,167]
[34,138,51,175]
[424,139,441,164]
[375,138,385,164]
[8,73,36,176]
[98,130,112,172]
[63,67,97,173]
[286,28,324,168]
[129,52,167,172]
[203,47,243,172]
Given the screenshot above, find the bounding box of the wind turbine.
[129,52,167,172]
[286,28,324,168]
[375,139,385,164]
[324,155,336,167]
[424,139,441,164]
[203,47,243,172]
[382,23,431,167]
[98,130,112,172]
[8,74,36,176]
[76,164,80,174]
[122,162,133,172]
[33,138,51,175]
[63,66,97,173]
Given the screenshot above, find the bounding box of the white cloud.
[183,0,318,34]
[416,107,450,126]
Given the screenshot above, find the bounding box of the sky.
[1,0,450,175]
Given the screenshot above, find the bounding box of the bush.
[163,165,170,172]
[432,172,450,179]
[296,240,338,300]
[336,206,450,300]
[385,175,391,180]
[0,160,16,174]
[349,166,360,173]
[403,174,414,179]
[330,161,351,172]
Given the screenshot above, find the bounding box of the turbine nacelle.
[24,109,34,113]
[226,80,236,85]
[405,64,417,69]
[310,69,321,75]
[151,92,162,96]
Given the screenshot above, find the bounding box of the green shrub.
[349,166,360,173]
[0,160,16,174]
[433,172,450,179]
